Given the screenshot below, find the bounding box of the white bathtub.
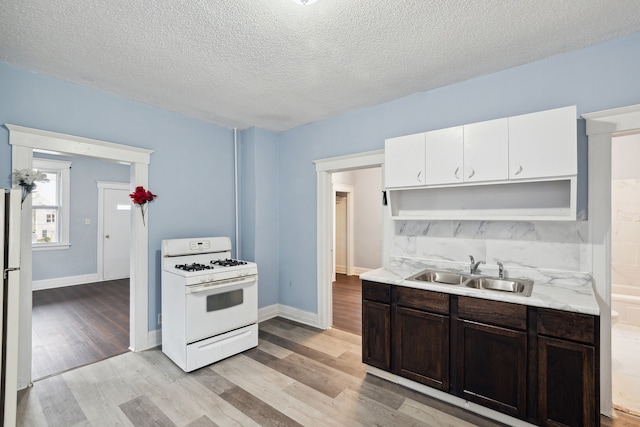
[612,285,640,327]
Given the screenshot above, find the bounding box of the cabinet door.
[538,336,597,427]
[385,133,426,188]
[457,320,527,419]
[362,300,391,370]
[425,126,463,185]
[463,118,508,182]
[508,106,577,180]
[394,306,449,390]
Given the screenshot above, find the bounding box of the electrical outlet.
[158,313,162,325]
[85,218,90,224]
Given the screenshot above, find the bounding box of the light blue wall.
[3,30,640,327]
[275,31,640,314]
[0,62,237,330]
[32,153,129,280]
[240,127,280,308]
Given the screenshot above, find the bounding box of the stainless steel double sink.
[406,269,534,297]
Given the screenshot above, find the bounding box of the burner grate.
[175,263,213,272]
[211,259,248,267]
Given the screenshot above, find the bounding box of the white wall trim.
[258,304,319,328]
[583,103,640,417]
[146,329,162,349]
[333,183,355,277]
[353,267,372,276]
[32,273,100,291]
[7,123,154,389]
[258,304,280,322]
[97,181,130,281]
[315,150,385,329]
[276,304,320,328]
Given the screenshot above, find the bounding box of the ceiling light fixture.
[292,0,318,5]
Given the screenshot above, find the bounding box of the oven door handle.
[187,276,256,295]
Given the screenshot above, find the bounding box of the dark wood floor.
[31,279,130,380]
[332,273,362,335]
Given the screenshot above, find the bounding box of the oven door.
[185,275,258,344]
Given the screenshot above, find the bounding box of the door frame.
[7,124,153,389]
[315,150,386,330]
[97,181,131,281]
[583,103,640,417]
[333,183,354,279]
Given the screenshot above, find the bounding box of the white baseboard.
[147,329,162,349]
[353,266,372,275]
[335,265,346,274]
[258,304,279,322]
[258,304,319,328]
[32,273,100,291]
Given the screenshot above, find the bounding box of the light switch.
[85,218,90,225]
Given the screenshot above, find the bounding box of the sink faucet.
[497,261,505,279]
[468,255,485,275]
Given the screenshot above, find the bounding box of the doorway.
[610,132,640,416]
[8,124,152,389]
[583,104,640,417]
[98,182,131,281]
[315,149,386,331]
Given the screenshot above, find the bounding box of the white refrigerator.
[1,189,21,425]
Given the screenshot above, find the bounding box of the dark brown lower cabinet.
[361,281,600,426]
[538,336,597,427]
[394,306,449,390]
[362,299,390,370]
[457,320,527,418]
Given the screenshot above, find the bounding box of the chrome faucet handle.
[497,261,505,279]
[469,256,485,274]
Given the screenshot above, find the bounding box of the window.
[32,158,71,250]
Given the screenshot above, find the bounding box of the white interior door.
[100,184,131,281]
[2,189,21,425]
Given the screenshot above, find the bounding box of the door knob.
[105,234,110,239]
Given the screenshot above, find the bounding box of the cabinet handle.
[515,164,523,176]
[417,171,422,182]
[468,168,475,179]
[454,167,460,180]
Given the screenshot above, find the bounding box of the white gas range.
[161,236,258,372]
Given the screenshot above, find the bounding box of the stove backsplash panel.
[392,220,589,273]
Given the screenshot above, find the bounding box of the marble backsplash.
[392,220,589,274]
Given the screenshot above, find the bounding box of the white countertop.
[360,258,600,316]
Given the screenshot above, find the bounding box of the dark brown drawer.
[458,296,527,330]
[396,286,449,315]
[362,281,391,304]
[537,308,596,345]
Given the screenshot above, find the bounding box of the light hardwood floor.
[17,317,640,426]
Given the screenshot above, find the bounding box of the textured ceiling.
[1,1,640,131]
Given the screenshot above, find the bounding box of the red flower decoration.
[129,186,157,225]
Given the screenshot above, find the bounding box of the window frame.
[32,158,72,251]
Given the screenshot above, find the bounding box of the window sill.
[32,244,70,252]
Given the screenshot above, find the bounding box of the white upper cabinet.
[425,126,463,185]
[463,118,509,182]
[385,133,426,188]
[508,106,577,180]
